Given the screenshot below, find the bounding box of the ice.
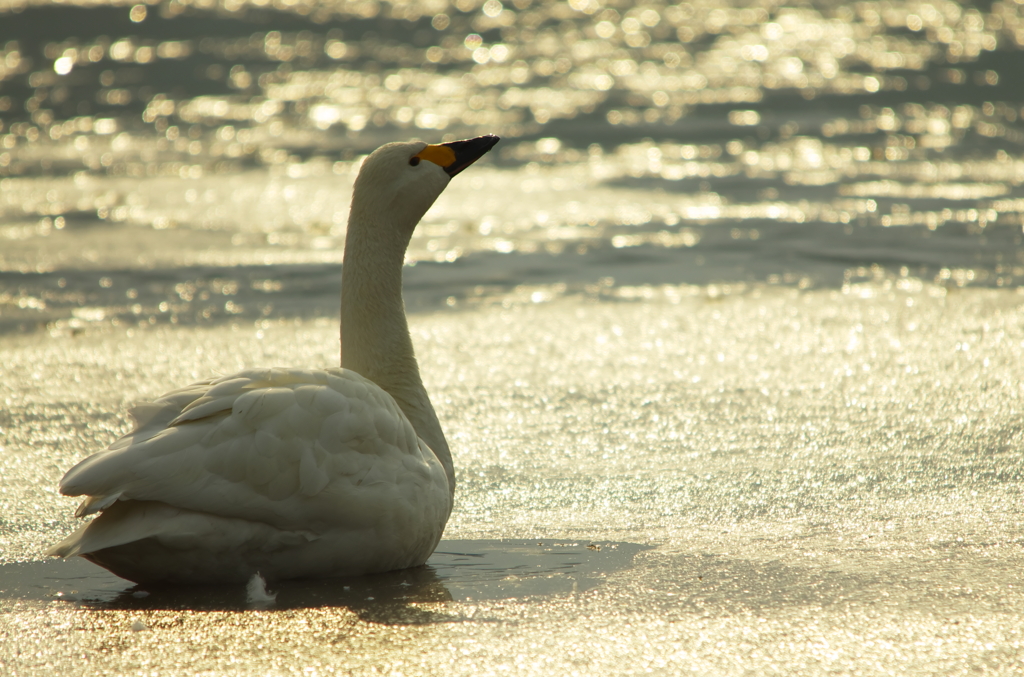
[2,286,1023,674]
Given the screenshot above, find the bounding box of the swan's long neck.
[340,202,454,493]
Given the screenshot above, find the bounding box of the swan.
[46,135,500,585]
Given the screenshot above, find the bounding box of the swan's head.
[351,135,500,235]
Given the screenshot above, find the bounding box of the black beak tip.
[444,135,501,177]
[476,134,501,152]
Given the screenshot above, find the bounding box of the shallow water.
[3,0,1024,334]
[3,0,1024,673]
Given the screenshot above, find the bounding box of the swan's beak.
[415,135,500,178]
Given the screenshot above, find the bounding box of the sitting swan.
[46,135,500,585]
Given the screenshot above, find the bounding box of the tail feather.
[47,500,169,558]
[73,492,122,518]
[46,499,319,560]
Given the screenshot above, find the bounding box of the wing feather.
[232,388,295,422]
[203,376,255,398]
[170,396,236,425]
[57,368,450,534]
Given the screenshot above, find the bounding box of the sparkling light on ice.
[3,286,1024,673]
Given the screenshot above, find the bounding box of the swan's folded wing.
[57,367,450,532]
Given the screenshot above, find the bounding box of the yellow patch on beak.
[414,144,457,169]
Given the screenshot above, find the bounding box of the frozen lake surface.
[3,287,1024,674]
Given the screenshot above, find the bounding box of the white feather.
[246,573,277,605]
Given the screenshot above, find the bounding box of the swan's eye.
[409,157,420,167]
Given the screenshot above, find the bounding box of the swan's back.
[48,368,452,583]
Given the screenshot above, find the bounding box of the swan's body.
[47,136,499,584]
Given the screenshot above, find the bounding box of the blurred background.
[1,0,1023,333]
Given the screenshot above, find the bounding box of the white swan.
[46,135,500,585]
